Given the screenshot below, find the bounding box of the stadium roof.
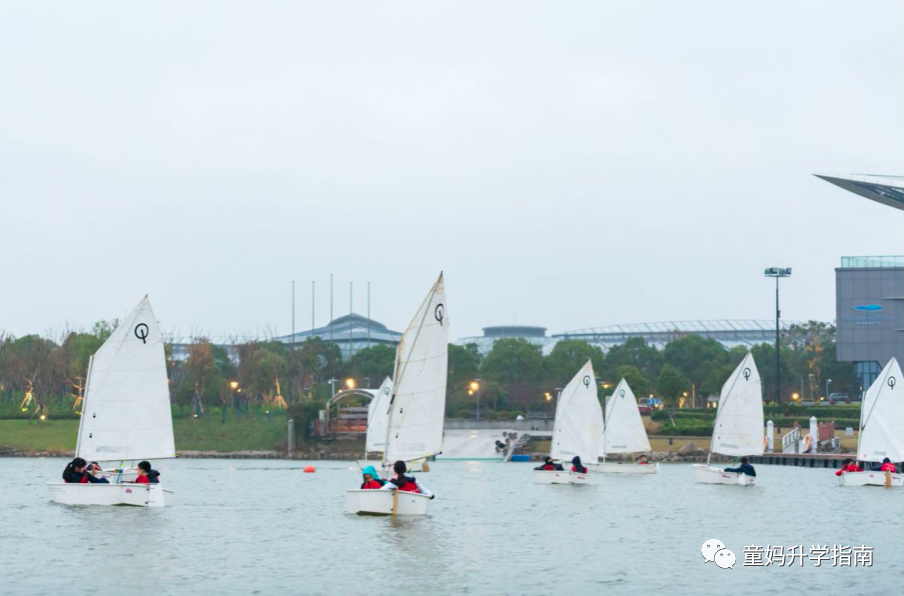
[814,173,904,211]
[277,313,402,346]
[457,319,808,354]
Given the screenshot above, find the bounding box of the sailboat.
[693,352,763,486]
[346,273,448,515]
[47,297,175,507]
[534,360,603,485]
[597,378,658,474]
[365,377,393,456]
[839,358,904,488]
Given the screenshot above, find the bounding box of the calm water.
[2,458,901,595]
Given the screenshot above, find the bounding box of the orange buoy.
[303,465,316,473]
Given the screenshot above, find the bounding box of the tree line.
[0,320,851,420]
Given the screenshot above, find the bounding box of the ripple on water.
[1,458,902,596]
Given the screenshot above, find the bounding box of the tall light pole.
[469,380,481,420]
[825,378,832,402]
[764,267,792,404]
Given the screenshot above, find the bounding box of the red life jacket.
[571,465,587,474]
[881,462,898,473]
[361,480,383,490]
[639,461,649,465]
[542,464,556,471]
[836,463,863,476]
[398,481,419,493]
[79,475,89,484]
[135,474,150,484]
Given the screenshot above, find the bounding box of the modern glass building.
[835,256,904,395]
[814,173,904,211]
[277,313,402,360]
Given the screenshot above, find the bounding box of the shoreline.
[0,448,736,463]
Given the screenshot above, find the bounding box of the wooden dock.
[751,452,854,469]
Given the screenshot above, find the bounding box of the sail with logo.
[693,351,763,486]
[534,360,603,485]
[47,296,175,507]
[839,358,904,487]
[347,273,448,515]
[597,378,658,474]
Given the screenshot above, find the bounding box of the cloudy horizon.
[1,1,901,342]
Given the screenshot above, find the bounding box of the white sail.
[366,377,393,452]
[550,360,603,463]
[858,358,904,463]
[710,352,764,457]
[75,297,175,462]
[601,378,651,455]
[384,273,448,464]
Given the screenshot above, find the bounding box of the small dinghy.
[693,352,763,486]
[597,378,658,474]
[347,273,448,515]
[534,360,601,485]
[47,297,175,507]
[839,358,904,488]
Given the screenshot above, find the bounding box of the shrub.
[457,409,472,419]
[509,411,524,420]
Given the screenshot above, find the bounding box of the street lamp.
[825,378,832,402]
[469,380,481,420]
[345,378,356,390]
[229,381,239,391]
[764,267,792,403]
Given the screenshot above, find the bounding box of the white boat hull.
[838,471,904,487]
[346,489,431,515]
[693,464,756,486]
[47,483,173,507]
[533,470,590,485]
[596,462,659,475]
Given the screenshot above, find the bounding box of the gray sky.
[1,1,901,342]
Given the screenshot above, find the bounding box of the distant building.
[554,320,803,351]
[835,256,904,395]
[816,172,904,396]
[457,325,556,355]
[456,320,804,354]
[277,313,402,360]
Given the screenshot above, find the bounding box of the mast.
[74,355,95,458]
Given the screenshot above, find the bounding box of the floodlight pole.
[774,275,781,405]
[764,268,791,404]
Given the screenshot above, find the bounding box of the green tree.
[480,338,544,411]
[655,364,690,407]
[616,364,649,397]
[602,338,662,387]
[662,335,728,396]
[544,340,604,387]
[343,344,396,388]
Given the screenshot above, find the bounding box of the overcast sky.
[1,1,901,342]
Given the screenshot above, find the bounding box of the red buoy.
[303,465,316,473]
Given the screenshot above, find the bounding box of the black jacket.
[62,469,105,484]
[724,463,756,477]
